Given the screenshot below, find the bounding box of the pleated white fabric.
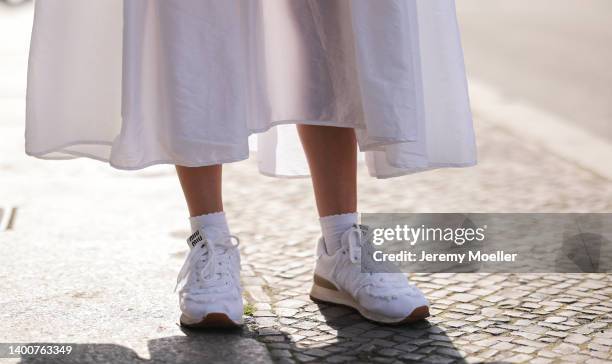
[25,0,476,178]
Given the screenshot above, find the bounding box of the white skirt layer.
[25,0,476,178]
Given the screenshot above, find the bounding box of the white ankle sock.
[320,212,359,253]
[190,211,230,243]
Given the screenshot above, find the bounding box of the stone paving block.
[293,353,316,362]
[435,347,463,358]
[362,330,394,339]
[512,345,537,354]
[491,341,515,351]
[477,349,499,359]
[537,349,559,358]
[448,293,479,303]
[545,330,569,338]
[377,348,402,357]
[326,355,358,363]
[505,353,533,363]
[592,337,612,346]
[260,335,287,343]
[588,350,610,359]
[276,299,309,309]
[293,321,319,330]
[552,343,580,355]
[270,349,293,358]
[588,343,611,352]
[258,328,283,336]
[420,354,455,364]
[254,310,276,317]
[586,359,612,364]
[529,358,553,364]
[302,348,330,357]
[564,334,590,345]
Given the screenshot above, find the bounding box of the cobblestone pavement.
[233,124,612,364]
[223,120,612,363]
[241,248,612,364]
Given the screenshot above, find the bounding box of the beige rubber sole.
[310,275,430,325]
[179,313,242,329]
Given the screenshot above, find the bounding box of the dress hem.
[25,119,474,179]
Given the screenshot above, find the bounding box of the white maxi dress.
[25,0,477,178]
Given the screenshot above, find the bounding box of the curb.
[470,79,612,181]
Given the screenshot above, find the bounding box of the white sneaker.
[310,224,430,324]
[175,228,243,328]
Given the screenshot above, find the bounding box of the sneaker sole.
[310,276,430,325]
[179,313,242,329]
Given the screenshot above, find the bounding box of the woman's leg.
[176,165,223,217]
[297,125,357,217]
[297,125,358,253]
[176,164,230,239]
[175,164,243,328]
[299,126,431,323]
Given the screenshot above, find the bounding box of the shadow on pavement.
[17,326,271,364]
[269,301,470,363]
[14,314,497,363]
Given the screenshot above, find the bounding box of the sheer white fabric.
[26,0,476,178]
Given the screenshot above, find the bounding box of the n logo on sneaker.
[188,230,206,247]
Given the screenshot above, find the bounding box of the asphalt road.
[457,0,612,140]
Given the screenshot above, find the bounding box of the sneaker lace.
[339,225,414,297]
[174,234,240,293]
